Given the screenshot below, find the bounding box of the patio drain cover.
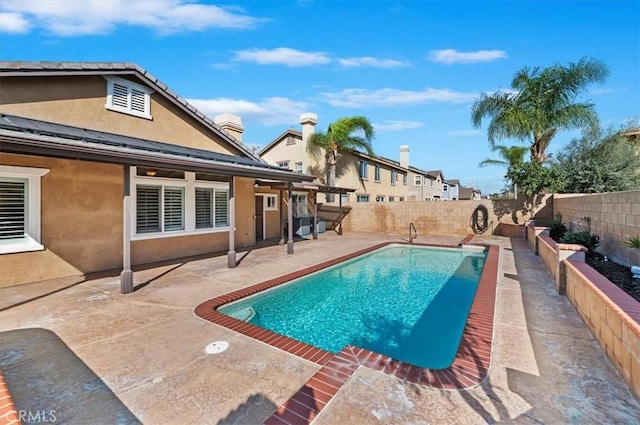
[205,341,229,354]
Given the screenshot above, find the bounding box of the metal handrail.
[409,222,417,243]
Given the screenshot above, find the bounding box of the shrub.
[561,231,600,254]
[548,219,567,242]
[625,236,640,250]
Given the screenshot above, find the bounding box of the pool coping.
[194,240,499,424]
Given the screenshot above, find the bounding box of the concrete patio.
[1,232,639,424]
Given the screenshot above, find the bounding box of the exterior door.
[255,195,264,240]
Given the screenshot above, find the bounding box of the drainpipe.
[121,165,133,294]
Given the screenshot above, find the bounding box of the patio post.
[227,176,237,267]
[287,181,294,254]
[338,193,343,235]
[278,188,285,245]
[120,165,133,294]
[312,191,318,240]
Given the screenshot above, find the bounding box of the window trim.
[374,164,381,182]
[105,76,153,120]
[130,167,229,241]
[276,161,290,169]
[264,194,278,211]
[0,165,49,254]
[358,160,369,180]
[414,175,422,186]
[356,194,370,203]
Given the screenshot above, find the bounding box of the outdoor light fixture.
[145,169,157,176]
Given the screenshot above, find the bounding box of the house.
[442,179,460,200]
[0,61,314,291]
[459,186,482,200]
[260,115,410,204]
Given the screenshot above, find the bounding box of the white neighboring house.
[442,179,460,200]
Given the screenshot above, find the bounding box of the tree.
[307,116,375,200]
[479,145,528,198]
[471,57,609,162]
[555,123,640,193]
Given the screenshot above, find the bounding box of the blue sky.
[1,0,638,194]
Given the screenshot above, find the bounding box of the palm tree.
[307,116,375,200]
[471,57,609,163]
[479,145,528,198]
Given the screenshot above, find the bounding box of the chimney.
[399,145,410,168]
[299,112,317,148]
[214,113,244,142]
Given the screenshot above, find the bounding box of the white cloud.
[447,129,483,137]
[0,12,30,33]
[337,57,411,69]
[187,96,310,126]
[318,87,477,108]
[374,120,425,131]
[232,47,331,67]
[428,49,507,64]
[0,0,265,36]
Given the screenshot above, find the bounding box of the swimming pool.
[218,244,487,369]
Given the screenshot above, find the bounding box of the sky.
[1,0,638,195]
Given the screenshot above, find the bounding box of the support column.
[312,191,318,240]
[120,166,133,294]
[338,193,343,235]
[227,176,237,268]
[287,182,294,254]
[278,189,285,245]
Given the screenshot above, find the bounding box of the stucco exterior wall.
[554,191,640,267]
[0,153,122,287]
[260,135,308,173]
[333,157,409,204]
[340,196,552,236]
[0,75,243,155]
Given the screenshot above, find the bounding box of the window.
[340,194,349,203]
[399,196,405,202]
[358,160,368,179]
[0,165,49,254]
[295,162,303,173]
[374,165,381,182]
[356,195,370,203]
[403,174,407,185]
[430,179,434,187]
[105,76,152,119]
[265,194,278,211]
[132,167,229,239]
[443,185,448,192]
[388,196,395,202]
[285,136,297,145]
[391,170,397,185]
[375,195,384,202]
[414,175,422,186]
[277,161,290,169]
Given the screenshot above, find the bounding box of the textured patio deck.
[1,232,639,424]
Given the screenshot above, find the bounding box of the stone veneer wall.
[564,260,640,400]
[554,191,640,267]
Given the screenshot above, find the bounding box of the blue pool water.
[219,245,487,369]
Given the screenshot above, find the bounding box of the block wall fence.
[339,196,553,237]
[526,222,640,400]
[553,191,640,267]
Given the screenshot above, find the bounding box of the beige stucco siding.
[0,153,261,286]
[0,154,123,287]
[0,75,243,155]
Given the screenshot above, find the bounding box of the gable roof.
[0,114,313,182]
[258,128,302,156]
[0,60,259,161]
[445,179,460,185]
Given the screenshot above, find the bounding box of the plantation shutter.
[136,186,160,233]
[195,188,213,229]
[163,187,184,231]
[214,189,228,227]
[111,82,129,109]
[0,180,26,240]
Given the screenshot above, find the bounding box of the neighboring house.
[442,179,460,200]
[260,115,410,204]
[0,61,312,290]
[459,186,482,200]
[423,170,445,200]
